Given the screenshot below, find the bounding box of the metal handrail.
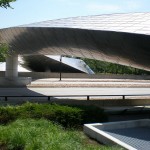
[1,94,150,101]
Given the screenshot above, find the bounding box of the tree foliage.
[0,43,9,62]
[0,0,16,8]
[83,58,150,75]
[0,0,16,61]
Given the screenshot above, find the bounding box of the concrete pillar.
[5,55,18,78]
[0,55,32,87]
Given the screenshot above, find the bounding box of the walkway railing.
[1,94,150,101]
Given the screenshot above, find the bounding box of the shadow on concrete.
[0,87,48,105]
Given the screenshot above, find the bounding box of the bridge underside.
[1,13,150,86]
[1,27,150,71]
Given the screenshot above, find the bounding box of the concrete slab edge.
[84,119,150,150]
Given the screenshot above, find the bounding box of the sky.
[0,0,150,29]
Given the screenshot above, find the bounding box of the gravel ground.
[28,78,150,88]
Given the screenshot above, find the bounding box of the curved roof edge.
[18,12,150,36]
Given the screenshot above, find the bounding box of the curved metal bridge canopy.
[1,12,150,71]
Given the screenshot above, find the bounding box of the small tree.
[0,0,16,8]
[0,43,9,62]
[0,0,16,61]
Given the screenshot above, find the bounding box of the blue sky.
[1,0,150,28]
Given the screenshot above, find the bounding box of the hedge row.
[0,102,107,128]
[83,58,150,75]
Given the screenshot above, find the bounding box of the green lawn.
[0,103,123,150]
[0,119,123,150]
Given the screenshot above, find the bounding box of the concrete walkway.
[29,78,150,87]
[0,78,150,104]
[0,87,150,97]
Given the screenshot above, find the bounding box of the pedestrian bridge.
[0,12,150,86]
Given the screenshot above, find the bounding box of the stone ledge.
[0,77,32,87]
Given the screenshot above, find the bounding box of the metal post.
[123,95,125,100]
[5,96,7,101]
[48,96,51,101]
[87,96,90,100]
[59,55,62,81]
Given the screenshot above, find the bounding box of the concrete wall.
[0,71,150,79]
[0,72,5,77]
[52,99,150,107]
[0,77,32,87]
[1,98,150,107]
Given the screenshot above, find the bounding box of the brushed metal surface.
[0,12,150,71]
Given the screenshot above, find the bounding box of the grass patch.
[0,102,107,128]
[0,119,122,150]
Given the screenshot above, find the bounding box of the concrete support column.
[0,55,32,87]
[5,55,18,78]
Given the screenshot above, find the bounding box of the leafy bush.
[0,119,109,150]
[83,58,150,75]
[0,106,17,124]
[65,105,107,124]
[0,102,107,128]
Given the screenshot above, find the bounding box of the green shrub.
[0,102,107,128]
[0,106,17,124]
[17,102,83,128]
[65,105,108,124]
[0,119,120,150]
[83,58,150,75]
